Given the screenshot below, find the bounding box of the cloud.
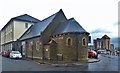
[90,28,111,34]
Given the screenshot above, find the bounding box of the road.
[1,54,119,71]
[88,54,118,71]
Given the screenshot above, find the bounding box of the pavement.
[48,58,100,67]
[23,57,100,67]
[87,58,100,63]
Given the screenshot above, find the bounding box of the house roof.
[31,13,57,36]
[12,14,40,23]
[1,14,40,30]
[53,18,89,35]
[19,11,58,40]
[19,9,89,41]
[102,35,110,39]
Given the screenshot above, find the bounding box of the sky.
[0,0,119,45]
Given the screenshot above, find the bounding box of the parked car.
[88,49,98,59]
[106,51,111,55]
[2,51,10,57]
[9,51,22,59]
[97,50,106,54]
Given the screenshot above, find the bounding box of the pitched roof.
[102,35,110,39]
[19,10,89,41]
[19,11,57,40]
[32,13,57,36]
[1,14,40,30]
[12,14,40,23]
[40,9,67,44]
[53,18,89,35]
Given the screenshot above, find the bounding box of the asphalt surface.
[1,54,119,71]
[88,54,118,71]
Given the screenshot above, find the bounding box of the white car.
[97,50,106,54]
[9,51,22,59]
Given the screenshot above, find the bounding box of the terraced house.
[101,35,110,50]
[19,9,90,63]
[94,35,110,51]
[0,14,40,52]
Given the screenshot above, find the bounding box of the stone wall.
[53,32,89,62]
[21,32,89,63]
[23,37,43,59]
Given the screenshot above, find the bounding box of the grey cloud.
[90,28,111,34]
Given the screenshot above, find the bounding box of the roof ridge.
[41,13,57,22]
[12,14,41,22]
[41,9,64,21]
[12,14,29,19]
[68,17,74,20]
[102,35,110,39]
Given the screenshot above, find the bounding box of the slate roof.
[12,14,40,23]
[53,18,89,35]
[19,12,57,40]
[19,9,89,41]
[1,14,40,30]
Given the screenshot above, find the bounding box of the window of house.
[36,41,40,51]
[82,37,86,46]
[66,37,72,46]
[25,23,28,28]
[29,42,33,51]
[28,43,32,51]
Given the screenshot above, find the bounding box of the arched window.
[66,37,72,46]
[82,37,86,46]
[29,41,33,51]
[36,41,40,51]
[68,39,71,45]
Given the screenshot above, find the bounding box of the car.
[88,49,98,59]
[97,50,106,54]
[2,51,10,57]
[9,51,22,59]
[106,51,110,55]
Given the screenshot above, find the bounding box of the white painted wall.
[13,20,33,41]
